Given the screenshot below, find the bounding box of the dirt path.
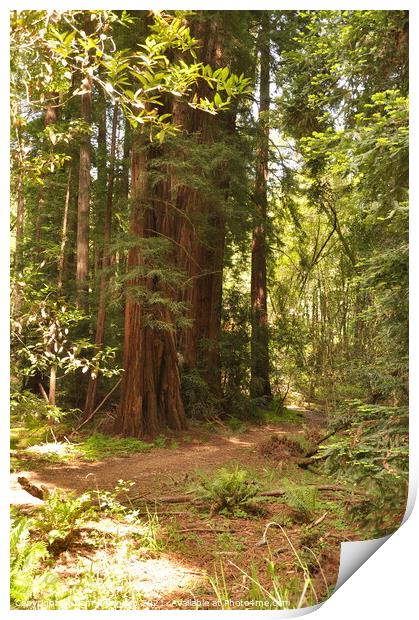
[11,408,325,505]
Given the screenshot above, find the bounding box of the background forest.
[10,9,408,611]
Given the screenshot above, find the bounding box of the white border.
[1,3,417,619]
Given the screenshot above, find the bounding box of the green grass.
[11,433,168,471]
[226,416,248,433]
[75,433,166,460]
[257,403,305,425]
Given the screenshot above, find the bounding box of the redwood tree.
[84,102,119,417]
[174,16,232,397]
[76,73,92,300]
[114,134,187,437]
[250,12,272,400]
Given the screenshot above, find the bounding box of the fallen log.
[16,479,362,512]
[297,454,329,469]
[178,527,238,534]
[17,476,49,500]
[130,484,355,507]
[129,491,196,505]
[261,484,347,497]
[298,422,350,467]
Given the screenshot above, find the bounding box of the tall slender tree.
[250,12,272,401]
[75,72,92,301]
[84,102,119,417]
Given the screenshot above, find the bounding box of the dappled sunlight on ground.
[55,519,206,604]
[26,442,78,458]
[10,412,324,502]
[225,436,255,446]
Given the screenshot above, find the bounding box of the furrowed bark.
[76,74,92,304]
[250,12,272,401]
[114,133,187,438]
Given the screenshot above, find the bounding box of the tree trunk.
[15,167,25,269]
[250,12,272,401]
[49,364,57,406]
[57,167,72,290]
[121,117,131,203]
[173,17,228,397]
[35,96,59,260]
[114,134,187,438]
[84,103,118,417]
[76,74,92,302]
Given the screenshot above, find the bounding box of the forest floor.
[10,405,359,610]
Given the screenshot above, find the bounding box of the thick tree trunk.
[76,74,92,302]
[121,117,131,203]
[84,103,118,417]
[173,18,228,396]
[114,135,187,438]
[250,13,272,401]
[93,102,108,277]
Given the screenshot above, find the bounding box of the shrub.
[320,400,408,536]
[196,465,262,516]
[181,369,221,419]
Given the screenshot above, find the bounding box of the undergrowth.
[11,432,167,469]
[196,465,262,516]
[10,516,57,608]
[10,483,163,610]
[282,480,318,523]
[34,489,96,552]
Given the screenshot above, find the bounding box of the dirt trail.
[11,409,325,505]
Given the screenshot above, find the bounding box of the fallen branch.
[297,454,329,469]
[178,527,237,534]
[38,383,49,404]
[306,511,328,529]
[131,484,354,507]
[297,426,350,466]
[73,377,122,432]
[260,484,347,498]
[303,423,348,459]
[130,491,196,505]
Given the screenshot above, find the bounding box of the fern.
[10,517,56,608]
[282,481,317,523]
[197,465,261,516]
[34,489,96,551]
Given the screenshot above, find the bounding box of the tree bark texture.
[76,74,92,299]
[15,168,25,269]
[35,95,60,260]
[57,167,72,290]
[115,135,187,438]
[250,13,272,401]
[172,17,230,396]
